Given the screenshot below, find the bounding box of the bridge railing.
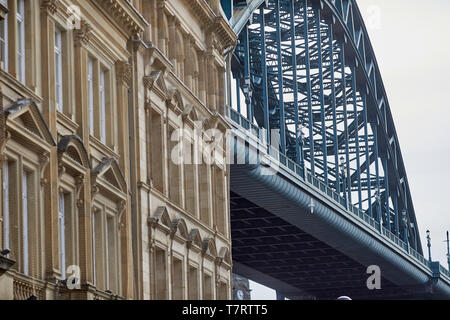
[225,105,450,281]
[441,265,450,280]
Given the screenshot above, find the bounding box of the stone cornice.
[213,16,237,50]
[186,1,237,51]
[93,0,148,38]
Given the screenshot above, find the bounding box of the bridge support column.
[275,0,286,154]
[362,94,373,218]
[303,0,315,174]
[259,5,270,150]
[350,65,362,209]
[328,24,340,195]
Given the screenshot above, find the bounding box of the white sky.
[357,0,450,268]
[250,0,450,300]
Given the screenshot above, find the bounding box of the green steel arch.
[224,0,450,298]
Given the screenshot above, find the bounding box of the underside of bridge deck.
[231,191,429,300]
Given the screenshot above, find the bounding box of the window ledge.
[0,70,42,103]
[56,111,79,135]
[89,135,119,160]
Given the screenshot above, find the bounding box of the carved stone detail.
[41,0,59,15]
[75,174,84,199]
[76,199,84,209]
[94,0,145,37]
[74,20,92,47]
[40,178,48,188]
[91,184,99,199]
[58,164,66,178]
[116,61,132,85]
[143,76,156,91]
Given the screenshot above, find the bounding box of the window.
[55,28,63,112]
[183,139,195,215]
[0,1,8,71]
[17,0,25,83]
[4,162,39,277]
[150,109,163,192]
[2,161,9,252]
[88,57,94,135]
[155,247,167,299]
[106,214,118,292]
[5,160,19,269]
[59,191,77,280]
[168,126,180,204]
[100,68,106,144]
[172,257,183,300]
[218,282,228,300]
[199,162,209,225]
[92,209,102,288]
[203,272,213,300]
[188,266,198,299]
[87,57,112,147]
[21,169,29,275]
[58,192,66,278]
[92,205,120,293]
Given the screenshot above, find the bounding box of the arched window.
[57,135,90,282]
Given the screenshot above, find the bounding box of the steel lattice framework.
[230,0,423,254]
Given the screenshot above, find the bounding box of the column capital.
[74,20,92,47]
[116,61,132,85]
[40,0,59,15]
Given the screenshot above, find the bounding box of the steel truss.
[230,0,422,253]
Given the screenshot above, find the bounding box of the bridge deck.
[231,191,415,299]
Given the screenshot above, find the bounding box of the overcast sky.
[356,0,450,268]
[250,0,450,300]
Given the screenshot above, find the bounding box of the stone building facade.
[0,0,235,300]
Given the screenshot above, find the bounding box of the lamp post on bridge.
[402,209,409,251]
[426,230,432,263]
[242,77,252,123]
[375,190,381,224]
[445,231,449,271]
[339,156,347,208]
[298,124,306,178]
